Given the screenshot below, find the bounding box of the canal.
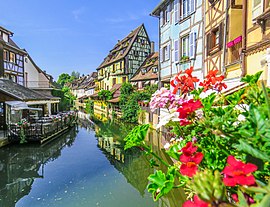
[0,116,185,207]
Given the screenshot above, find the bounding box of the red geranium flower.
[199,69,227,92]
[179,142,204,177]
[170,67,199,95]
[222,155,258,187]
[183,195,209,207]
[177,99,203,119]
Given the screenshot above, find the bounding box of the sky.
[0,0,159,80]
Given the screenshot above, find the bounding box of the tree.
[57,73,74,87]
[71,71,80,79]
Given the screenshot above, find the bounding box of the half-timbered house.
[96,24,152,91]
[151,0,204,86]
[0,26,26,86]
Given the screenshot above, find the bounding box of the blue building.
[151,0,204,86]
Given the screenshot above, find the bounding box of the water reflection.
[0,127,77,207]
[91,119,186,207]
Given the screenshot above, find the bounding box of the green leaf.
[257,194,270,207]
[124,124,150,150]
[241,71,263,85]
[237,190,249,207]
[235,139,270,162]
[147,170,175,201]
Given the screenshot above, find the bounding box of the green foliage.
[52,87,75,111]
[147,168,175,201]
[57,73,75,87]
[124,124,149,150]
[241,71,263,85]
[98,90,112,101]
[85,99,94,114]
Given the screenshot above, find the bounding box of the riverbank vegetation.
[124,68,270,206]
[120,82,158,123]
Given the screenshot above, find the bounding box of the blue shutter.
[190,0,195,13]
[189,31,197,59]
[174,40,179,62]
[160,11,164,26]
[168,44,171,60]
[167,4,170,22]
[174,0,179,23]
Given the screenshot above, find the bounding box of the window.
[160,4,171,26]
[252,0,263,19]
[181,0,195,19]
[113,78,116,85]
[122,77,127,83]
[207,23,223,55]
[3,50,8,61]
[141,68,147,74]
[9,52,15,63]
[174,0,180,23]
[2,33,8,42]
[182,36,189,57]
[161,44,170,62]
[153,67,158,73]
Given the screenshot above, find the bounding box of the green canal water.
[0,117,185,207]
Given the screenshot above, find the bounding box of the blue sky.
[0,0,159,80]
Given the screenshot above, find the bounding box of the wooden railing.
[8,112,77,143]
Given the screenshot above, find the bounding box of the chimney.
[151,41,155,53]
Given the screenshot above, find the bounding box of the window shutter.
[160,47,163,62]
[174,39,179,62]
[160,11,164,26]
[190,0,196,13]
[174,0,180,23]
[168,43,171,60]
[189,31,196,59]
[167,4,171,22]
[219,22,224,50]
[183,0,187,18]
[206,33,211,56]
[252,0,263,19]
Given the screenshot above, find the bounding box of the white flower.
[156,109,180,128]
[170,138,176,143]
[164,143,171,150]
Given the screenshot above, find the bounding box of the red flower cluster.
[170,67,199,95]
[179,142,204,177]
[222,156,258,187]
[183,195,209,207]
[177,99,203,126]
[199,69,227,92]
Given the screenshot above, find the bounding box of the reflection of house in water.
[0,128,77,207]
[96,124,186,206]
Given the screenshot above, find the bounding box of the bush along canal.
[0,118,184,207]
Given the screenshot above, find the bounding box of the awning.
[108,97,120,103]
[5,101,43,111]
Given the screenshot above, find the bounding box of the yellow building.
[205,1,244,89]
[96,24,152,91]
[244,0,270,84]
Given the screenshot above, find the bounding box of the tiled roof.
[110,83,122,99]
[0,79,48,101]
[97,24,144,69]
[130,52,158,82]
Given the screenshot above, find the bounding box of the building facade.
[96,24,152,91]
[0,26,26,86]
[151,0,204,85]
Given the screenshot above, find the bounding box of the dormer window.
[141,68,147,74]
[152,67,158,73]
[2,33,8,42]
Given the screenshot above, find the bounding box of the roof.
[0,26,13,35]
[130,52,158,82]
[26,53,51,82]
[0,79,48,101]
[70,72,98,90]
[151,0,168,16]
[108,97,120,103]
[0,35,26,54]
[97,24,144,69]
[110,83,122,99]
